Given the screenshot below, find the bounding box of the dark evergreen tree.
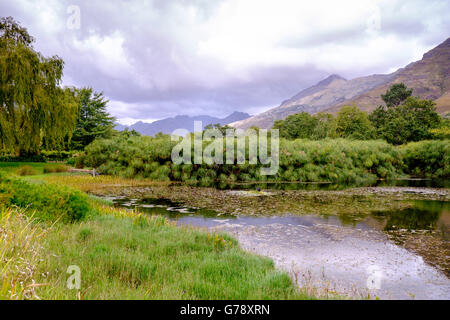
[70,88,116,150]
[381,83,413,107]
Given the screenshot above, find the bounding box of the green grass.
[0,162,67,176]
[0,172,91,223]
[0,167,312,300]
[35,215,307,299]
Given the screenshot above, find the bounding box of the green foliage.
[274,108,373,141]
[81,133,410,184]
[430,127,450,140]
[43,164,68,173]
[369,97,441,145]
[336,106,376,140]
[0,150,76,162]
[82,132,177,174]
[16,165,38,176]
[429,118,450,140]
[311,112,338,139]
[273,84,442,145]
[401,140,449,178]
[273,112,318,139]
[0,17,78,155]
[279,139,401,182]
[0,154,45,162]
[70,88,116,150]
[40,150,77,161]
[381,83,413,107]
[0,173,90,222]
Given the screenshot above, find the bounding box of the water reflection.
[111,196,449,238]
[370,200,449,237]
[212,178,450,191]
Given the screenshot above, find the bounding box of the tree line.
[0,17,115,156]
[1,16,449,158]
[273,83,449,144]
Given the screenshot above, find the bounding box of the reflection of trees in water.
[383,208,440,231]
[371,201,448,231]
[215,182,371,191]
[335,212,368,227]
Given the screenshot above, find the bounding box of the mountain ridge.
[115,111,250,136]
[231,37,450,129]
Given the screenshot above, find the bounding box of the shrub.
[0,173,91,223]
[0,151,76,163]
[66,157,76,166]
[43,164,69,173]
[401,140,449,178]
[0,154,45,162]
[16,165,38,176]
[81,133,448,185]
[40,150,76,161]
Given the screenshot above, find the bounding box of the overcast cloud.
[1,0,449,124]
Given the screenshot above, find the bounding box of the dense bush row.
[76,134,450,185]
[401,140,449,178]
[278,139,402,183]
[0,154,47,162]
[0,150,76,162]
[0,172,90,222]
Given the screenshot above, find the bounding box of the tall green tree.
[273,112,318,139]
[0,17,78,155]
[272,112,337,140]
[369,96,441,144]
[336,106,375,140]
[381,83,413,107]
[70,88,116,150]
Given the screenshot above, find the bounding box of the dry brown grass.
[16,165,38,176]
[42,175,171,193]
[43,164,69,173]
[435,91,450,114]
[0,207,49,299]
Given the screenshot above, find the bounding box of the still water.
[212,178,450,191]
[109,195,450,299]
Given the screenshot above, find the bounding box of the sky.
[1,0,449,125]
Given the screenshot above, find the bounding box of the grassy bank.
[36,213,304,299]
[0,162,69,175]
[0,172,311,300]
[78,134,449,185]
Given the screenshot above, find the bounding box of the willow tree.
[0,17,78,155]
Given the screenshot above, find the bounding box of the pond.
[109,194,450,299]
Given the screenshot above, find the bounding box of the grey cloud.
[1,0,449,121]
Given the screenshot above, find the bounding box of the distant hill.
[115,111,250,136]
[325,37,450,114]
[231,37,450,129]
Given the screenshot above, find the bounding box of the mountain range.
[115,111,250,136]
[231,37,450,129]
